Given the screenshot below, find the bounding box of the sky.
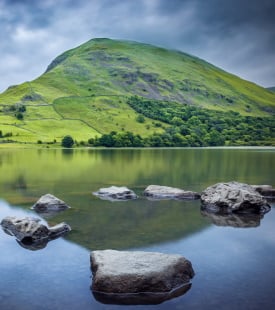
[0,0,274,92]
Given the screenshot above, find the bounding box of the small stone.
[32,194,70,212]
[144,185,200,200]
[93,186,137,201]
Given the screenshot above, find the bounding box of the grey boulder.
[0,216,71,250]
[201,181,270,214]
[93,186,137,201]
[144,185,200,200]
[90,250,194,295]
[32,193,70,212]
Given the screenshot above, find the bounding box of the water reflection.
[61,148,74,158]
[92,283,192,305]
[10,175,27,190]
[201,209,264,228]
[16,237,52,251]
[1,148,274,249]
[1,199,275,309]
[32,208,70,219]
[1,148,274,206]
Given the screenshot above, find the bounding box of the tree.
[61,135,74,148]
[136,114,145,123]
[16,112,24,120]
[171,117,183,126]
[205,130,225,146]
[98,133,115,147]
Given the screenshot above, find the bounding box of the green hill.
[0,38,274,146]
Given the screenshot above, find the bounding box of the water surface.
[0,148,274,309]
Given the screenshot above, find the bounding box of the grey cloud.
[196,0,275,30]
[0,0,274,92]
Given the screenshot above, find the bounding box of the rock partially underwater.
[93,186,138,201]
[90,249,194,305]
[252,185,275,200]
[32,194,70,213]
[0,216,71,250]
[201,181,270,214]
[144,185,200,200]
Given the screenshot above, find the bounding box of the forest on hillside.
[87,96,275,147]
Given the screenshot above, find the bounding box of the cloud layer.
[0,0,274,92]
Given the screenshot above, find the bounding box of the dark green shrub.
[61,135,74,148]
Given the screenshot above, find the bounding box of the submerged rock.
[252,185,275,200]
[32,194,70,212]
[90,250,194,295]
[93,186,137,201]
[144,185,200,200]
[201,181,270,214]
[0,216,71,250]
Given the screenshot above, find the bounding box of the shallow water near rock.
[0,147,274,309]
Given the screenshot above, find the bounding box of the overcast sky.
[0,0,274,92]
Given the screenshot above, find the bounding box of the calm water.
[0,148,274,309]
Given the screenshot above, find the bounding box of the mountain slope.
[0,38,274,145]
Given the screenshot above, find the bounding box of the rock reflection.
[32,209,69,219]
[1,224,61,250]
[16,236,51,251]
[201,209,265,228]
[92,283,192,305]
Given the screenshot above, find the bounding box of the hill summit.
[0,38,274,146]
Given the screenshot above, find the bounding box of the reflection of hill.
[0,197,209,251]
[49,198,209,250]
[0,148,274,205]
[0,148,274,249]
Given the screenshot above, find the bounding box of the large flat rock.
[90,250,194,294]
[144,185,200,200]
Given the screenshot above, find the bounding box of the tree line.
[124,96,274,146]
[65,96,275,147]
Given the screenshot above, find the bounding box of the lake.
[0,147,274,309]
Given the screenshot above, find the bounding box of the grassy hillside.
[0,38,274,145]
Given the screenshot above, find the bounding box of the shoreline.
[0,143,274,150]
